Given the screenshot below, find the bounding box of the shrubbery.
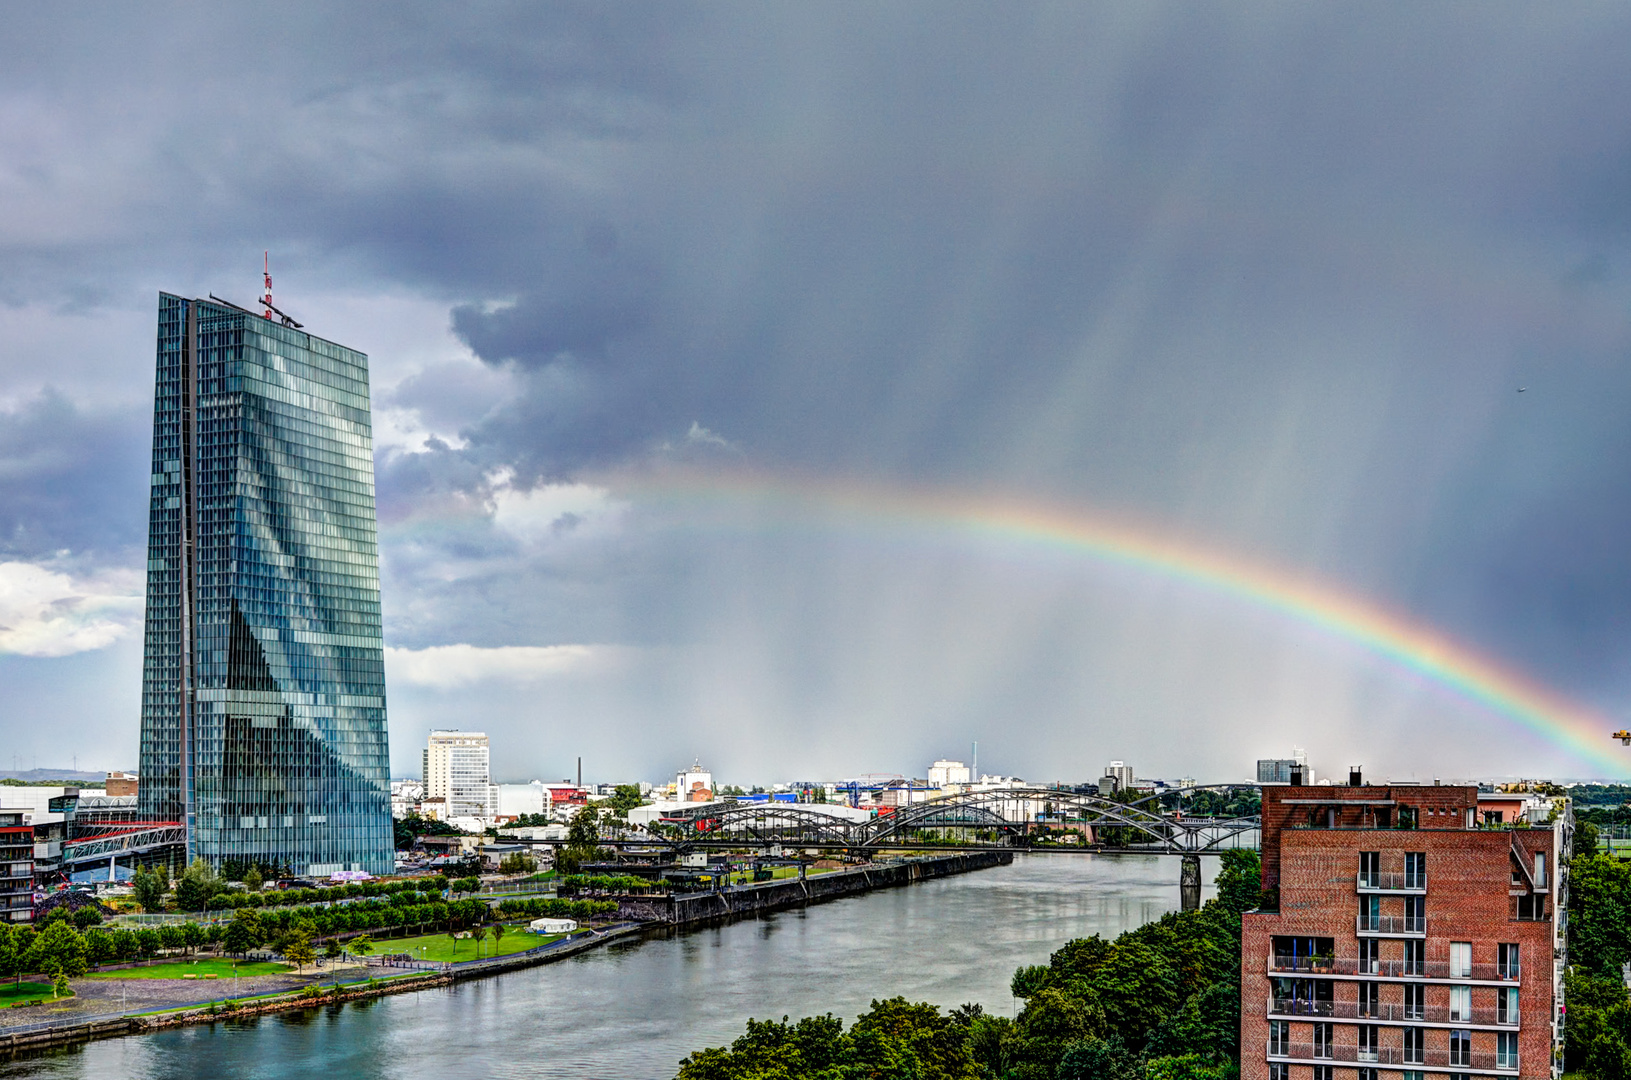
[676,850,1261,1080]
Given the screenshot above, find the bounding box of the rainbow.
[632,468,1626,775]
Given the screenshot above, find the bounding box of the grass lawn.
[378,927,568,963]
[85,958,290,980]
[0,981,67,1004]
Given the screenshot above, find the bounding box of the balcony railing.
[1268,997,1518,1026]
[1356,871,1428,892]
[1267,1041,1517,1073]
[1269,956,1518,982]
[1356,914,1426,936]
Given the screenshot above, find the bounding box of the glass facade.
[137,294,393,875]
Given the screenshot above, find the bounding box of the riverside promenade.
[0,923,643,1055]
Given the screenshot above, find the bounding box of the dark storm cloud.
[5,4,1631,775]
[0,392,147,560]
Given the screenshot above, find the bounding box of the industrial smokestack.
[1290,764,1306,785]
[1349,767,1363,787]
[577,756,582,789]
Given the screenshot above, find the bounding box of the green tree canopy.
[174,858,224,912]
[26,921,89,979]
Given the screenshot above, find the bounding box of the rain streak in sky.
[2,4,1631,783]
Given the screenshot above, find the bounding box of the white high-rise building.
[928,760,971,786]
[676,761,714,803]
[423,731,494,819]
[495,781,550,818]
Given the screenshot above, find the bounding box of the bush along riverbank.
[674,850,1262,1080]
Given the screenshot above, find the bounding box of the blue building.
[136,293,393,875]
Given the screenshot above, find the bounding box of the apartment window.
[1497,986,1518,1025]
[1497,1031,1519,1069]
[1358,1024,1379,1062]
[1404,894,1425,933]
[1449,984,1471,1022]
[1360,850,1380,888]
[1535,851,1547,889]
[1357,1070,1377,1080]
[1358,980,1379,1018]
[1268,1066,1289,1080]
[1404,851,1426,889]
[1360,894,1381,931]
[1313,1022,1333,1059]
[1313,1067,1333,1080]
[1403,982,1425,1019]
[1450,1029,1472,1067]
[1359,938,1379,974]
[1403,940,1425,976]
[1450,941,1472,978]
[1268,1020,1290,1057]
[1498,942,1521,980]
[1402,1073,1424,1080]
[1403,1026,1425,1064]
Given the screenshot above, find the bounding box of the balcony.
[1268,997,1518,1027]
[1267,1041,1517,1074]
[1356,871,1427,894]
[1356,914,1426,937]
[1269,956,1518,982]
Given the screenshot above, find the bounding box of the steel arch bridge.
[638,785,1260,855]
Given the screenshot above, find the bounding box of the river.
[2,854,1211,1080]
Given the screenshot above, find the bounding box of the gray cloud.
[2,5,1631,779]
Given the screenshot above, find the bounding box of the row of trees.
[132,859,454,913]
[675,851,1261,1080]
[1565,847,1631,1078]
[0,894,620,981]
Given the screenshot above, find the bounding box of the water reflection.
[3,854,1209,1080]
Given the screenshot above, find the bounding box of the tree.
[132,865,169,912]
[224,909,262,955]
[83,927,116,967]
[349,934,374,958]
[244,865,264,892]
[1569,853,1631,975]
[1214,848,1265,916]
[283,931,316,971]
[446,928,460,960]
[27,921,89,980]
[51,972,70,1000]
[1577,819,1601,859]
[174,858,223,912]
[499,852,535,874]
[604,785,646,817]
[491,923,505,951]
[181,922,206,955]
[324,938,343,961]
[71,906,103,930]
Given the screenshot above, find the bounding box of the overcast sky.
[2,3,1631,784]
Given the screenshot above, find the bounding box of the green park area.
[382,926,567,963]
[0,981,66,1003]
[84,958,290,980]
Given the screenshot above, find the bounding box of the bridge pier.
[1180,854,1202,912]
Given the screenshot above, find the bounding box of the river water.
[3,854,1208,1080]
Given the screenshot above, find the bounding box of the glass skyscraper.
[137,294,393,875]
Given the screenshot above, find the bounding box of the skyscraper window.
[137,293,393,875]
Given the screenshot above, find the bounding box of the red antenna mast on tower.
[262,251,274,320]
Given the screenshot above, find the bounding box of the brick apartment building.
[1241,772,1567,1080]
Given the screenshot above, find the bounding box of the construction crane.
[1614,730,1631,746]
